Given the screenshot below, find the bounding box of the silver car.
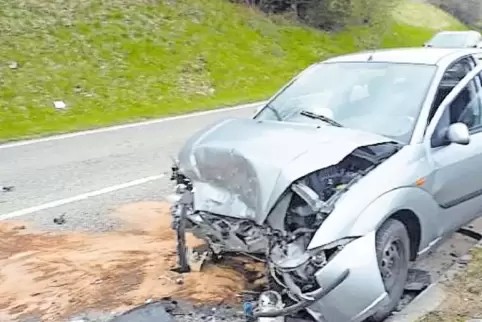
[169,47,482,322]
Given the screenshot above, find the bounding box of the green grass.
[0,0,467,141]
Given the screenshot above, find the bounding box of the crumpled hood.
[178,117,390,224]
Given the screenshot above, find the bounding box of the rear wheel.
[368,219,410,322]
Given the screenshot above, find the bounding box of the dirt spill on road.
[0,201,262,321]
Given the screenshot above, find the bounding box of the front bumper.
[269,231,389,322]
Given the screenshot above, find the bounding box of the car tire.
[367,218,410,322]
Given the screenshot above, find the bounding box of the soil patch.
[419,246,482,322]
[0,201,262,321]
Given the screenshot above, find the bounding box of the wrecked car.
[169,47,482,322]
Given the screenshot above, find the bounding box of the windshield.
[427,33,479,48]
[255,62,437,143]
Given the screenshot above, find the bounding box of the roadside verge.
[387,239,482,322]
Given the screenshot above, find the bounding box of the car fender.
[308,187,441,254]
[348,187,441,251]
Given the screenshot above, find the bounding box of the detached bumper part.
[253,269,350,318]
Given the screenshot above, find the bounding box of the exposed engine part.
[189,212,268,254]
[265,145,395,303]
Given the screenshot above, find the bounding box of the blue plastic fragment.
[243,302,254,317]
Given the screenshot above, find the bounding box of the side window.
[430,71,482,147]
[446,77,482,130]
[428,58,473,123]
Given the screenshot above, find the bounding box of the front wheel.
[367,219,410,322]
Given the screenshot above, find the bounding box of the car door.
[424,63,482,232]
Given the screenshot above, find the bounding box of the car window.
[447,78,482,130]
[255,62,436,143]
[433,74,482,144]
[429,58,473,123]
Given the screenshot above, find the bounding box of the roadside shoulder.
[388,241,482,322]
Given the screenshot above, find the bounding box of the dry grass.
[419,246,482,322]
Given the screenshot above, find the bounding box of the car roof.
[432,30,481,36]
[323,47,482,66]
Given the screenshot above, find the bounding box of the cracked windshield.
[1,0,482,322]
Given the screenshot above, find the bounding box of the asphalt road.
[0,103,260,231]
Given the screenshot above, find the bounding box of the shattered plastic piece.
[175,277,183,285]
[243,302,254,317]
[255,291,285,322]
[187,249,208,272]
[53,101,67,110]
[53,214,66,225]
[8,61,18,69]
[458,254,473,265]
[404,269,431,292]
[1,186,14,192]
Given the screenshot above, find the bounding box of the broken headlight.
[308,237,358,262]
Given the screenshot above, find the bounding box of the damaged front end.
[168,117,401,320]
[170,147,399,320]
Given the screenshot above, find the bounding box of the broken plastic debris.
[187,248,208,272]
[1,186,14,192]
[53,101,67,110]
[8,61,18,69]
[53,214,66,225]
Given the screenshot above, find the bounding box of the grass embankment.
[419,246,482,322]
[0,0,466,141]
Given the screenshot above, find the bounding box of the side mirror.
[446,122,470,145]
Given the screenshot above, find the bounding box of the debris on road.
[53,214,66,225]
[404,269,432,292]
[1,185,15,193]
[0,202,262,321]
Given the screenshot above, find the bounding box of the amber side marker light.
[415,178,425,186]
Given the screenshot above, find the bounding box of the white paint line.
[0,101,266,150]
[0,174,165,220]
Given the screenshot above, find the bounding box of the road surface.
[0,103,260,231]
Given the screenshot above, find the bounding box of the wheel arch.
[387,209,422,261]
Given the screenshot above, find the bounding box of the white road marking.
[0,101,265,150]
[0,174,165,220]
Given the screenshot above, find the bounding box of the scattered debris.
[450,251,459,258]
[404,268,432,292]
[175,277,184,285]
[53,100,67,110]
[458,254,473,265]
[2,185,15,192]
[188,248,209,272]
[53,214,66,225]
[8,61,18,69]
